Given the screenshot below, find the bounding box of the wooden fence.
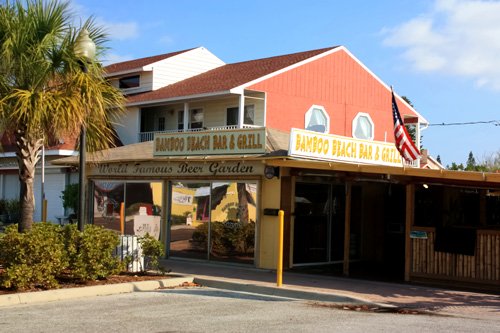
[411,227,499,283]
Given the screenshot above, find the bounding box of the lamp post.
[74,29,95,232]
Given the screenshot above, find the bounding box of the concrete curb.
[0,274,194,308]
[194,277,376,305]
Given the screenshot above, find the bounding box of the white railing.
[139,125,263,142]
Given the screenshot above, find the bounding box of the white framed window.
[305,105,329,133]
[119,75,140,89]
[177,110,184,130]
[190,108,204,129]
[226,105,255,126]
[352,112,374,140]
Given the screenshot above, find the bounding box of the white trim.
[304,105,330,134]
[183,103,189,131]
[238,94,245,128]
[232,45,428,125]
[105,48,199,78]
[339,47,428,125]
[0,149,77,158]
[235,47,342,91]
[126,90,233,107]
[104,68,150,79]
[263,92,267,127]
[352,112,375,141]
[125,46,427,125]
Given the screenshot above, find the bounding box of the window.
[190,109,204,129]
[119,75,140,89]
[352,113,374,140]
[177,111,184,130]
[227,107,238,126]
[226,105,255,126]
[158,117,165,131]
[305,105,329,133]
[244,105,255,125]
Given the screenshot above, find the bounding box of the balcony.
[139,124,263,142]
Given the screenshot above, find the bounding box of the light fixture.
[422,184,429,189]
[74,29,95,232]
[265,166,279,179]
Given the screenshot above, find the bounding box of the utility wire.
[428,120,500,126]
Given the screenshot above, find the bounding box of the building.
[52,45,500,290]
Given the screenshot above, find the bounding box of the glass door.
[209,182,257,264]
[293,183,330,264]
[168,181,257,264]
[169,182,210,260]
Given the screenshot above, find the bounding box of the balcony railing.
[139,125,263,142]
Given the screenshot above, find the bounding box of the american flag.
[392,90,420,162]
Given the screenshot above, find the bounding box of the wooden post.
[343,182,352,276]
[277,210,284,287]
[404,184,415,282]
[120,202,125,235]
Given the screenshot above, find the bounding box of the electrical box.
[263,208,280,216]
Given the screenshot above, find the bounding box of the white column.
[238,93,245,128]
[183,102,189,131]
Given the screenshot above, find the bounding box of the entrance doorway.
[292,180,406,281]
[293,182,346,265]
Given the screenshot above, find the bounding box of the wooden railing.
[411,227,499,283]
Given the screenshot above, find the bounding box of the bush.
[62,224,123,281]
[139,233,165,272]
[191,221,255,255]
[61,183,79,214]
[0,223,67,291]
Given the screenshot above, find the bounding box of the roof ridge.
[226,46,339,66]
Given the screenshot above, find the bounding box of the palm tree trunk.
[15,129,43,232]
[237,183,249,224]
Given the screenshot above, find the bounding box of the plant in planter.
[138,233,165,273]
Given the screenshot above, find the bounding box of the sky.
[71,0,500,166]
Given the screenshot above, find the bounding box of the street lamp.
[74,29,95,232]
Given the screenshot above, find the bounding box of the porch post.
[238,93,245,128]
[183,102,189,131]
[404,183,415,282]
[343,181,352,276]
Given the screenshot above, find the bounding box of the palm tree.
[0,0,125,232]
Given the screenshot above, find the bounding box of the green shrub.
[61,183,79,213]
[139,233,165,272]
[0,223,67,291]
[191,221,255,256]
[62,224,123,281]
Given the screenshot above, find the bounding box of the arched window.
[352,112,374,140]
[305,105,329,133]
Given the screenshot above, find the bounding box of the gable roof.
[127,46,338,105]
[104,48,195,76]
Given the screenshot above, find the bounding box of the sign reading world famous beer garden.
[289,128,403,167]
[154,128,266,156]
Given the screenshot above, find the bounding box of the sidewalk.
[160,258,500,320]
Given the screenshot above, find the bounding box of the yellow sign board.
[154,128,266,156]
[289,128,403,167]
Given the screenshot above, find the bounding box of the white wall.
[33,167,69,222]
[151,47,225,90]
[115,106,140,145]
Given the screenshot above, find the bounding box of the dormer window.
[119,75,140,89]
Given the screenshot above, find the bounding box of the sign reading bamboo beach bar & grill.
[154,128,266,156]
[289,128,404,167]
